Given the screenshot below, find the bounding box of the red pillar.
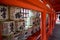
[47,13,51,38]
[49,13,53,35]
[41,11,47,40]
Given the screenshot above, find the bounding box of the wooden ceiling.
[46,0,60,12]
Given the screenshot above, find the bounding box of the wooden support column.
[41,11,47,40]
[54,13,56,23]
[47,13,51,38]
[53,13,56,29]
[49,13,53,35]
[52,13,55,30]
[52,13,54,30]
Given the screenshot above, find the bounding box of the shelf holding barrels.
[0,5,41,40]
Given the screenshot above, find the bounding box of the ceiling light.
[39,0,43,3]
[46,4,50,8]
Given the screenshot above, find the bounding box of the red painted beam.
[20,0,52,12]
[0,0,44,12]
[44,0,55,12]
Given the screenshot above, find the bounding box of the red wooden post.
[41,11,47,40]
[47,13,51,38]
[49,13,53,35]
